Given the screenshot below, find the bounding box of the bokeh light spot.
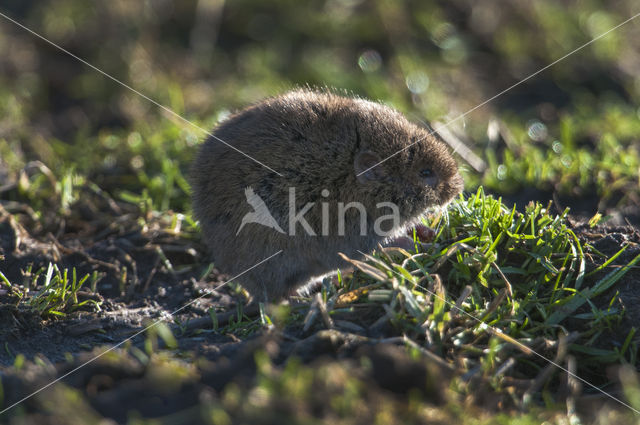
[527,120,548,142]
[405,71,429,94]
[358,50,382,73]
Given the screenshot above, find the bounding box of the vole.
[191,90,463,301]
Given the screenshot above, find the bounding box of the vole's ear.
[354,150,384,183]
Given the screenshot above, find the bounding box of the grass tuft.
[332,188,638,396]
[28,263,101,318]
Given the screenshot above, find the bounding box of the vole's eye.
[420,168,438,186]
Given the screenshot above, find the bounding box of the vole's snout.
[440,172,464,204]
[452,172,464,192]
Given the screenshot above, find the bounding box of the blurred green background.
[0,0,639,218]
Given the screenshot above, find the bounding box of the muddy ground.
[0,190,639,424]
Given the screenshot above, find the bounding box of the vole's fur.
[191,90,463,301]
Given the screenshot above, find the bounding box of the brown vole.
[191,90,463,301]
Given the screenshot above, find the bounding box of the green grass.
[476,106,640,204]
[27,263,101,318]
[307,188,639,400]
[1,262,101,318]
[2,123,196,215]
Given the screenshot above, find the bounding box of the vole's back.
[191,92,361,300]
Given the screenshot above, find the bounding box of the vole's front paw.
[406,224,435,242]
[382,224,436,252]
